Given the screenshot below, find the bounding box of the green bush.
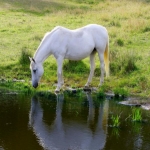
[116,39,124,46]
[113,87,129,98]
[110,49,137,75]
[19,47,31,65]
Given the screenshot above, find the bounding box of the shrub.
[116,39,124,46]
[19,47,31,65]
[113,87,129,98]
[143,26,150,32]
[110,49,137,75]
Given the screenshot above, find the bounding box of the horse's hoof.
[55,89,60,93]
[83,86,92,92]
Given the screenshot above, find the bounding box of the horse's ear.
[29,57,32,62]
[29,57,36,63]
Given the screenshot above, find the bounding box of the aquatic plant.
[111,114,121,128]
[112,128,120,138]
[132,108,142,122]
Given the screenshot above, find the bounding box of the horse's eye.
[33,69,36,73]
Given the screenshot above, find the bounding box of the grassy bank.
[0,0,150,97]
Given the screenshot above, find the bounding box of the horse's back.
[50,24,108,41]
[50,24,108,60]
[84,24,108,41]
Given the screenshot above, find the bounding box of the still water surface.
[0,91,150,150]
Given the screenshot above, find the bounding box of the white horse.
[29,24,109,92]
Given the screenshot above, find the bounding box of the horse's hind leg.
[85,51,96,88]
[98,52,105,86]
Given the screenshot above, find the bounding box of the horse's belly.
[65,32,95,60]
[65,47,93,60]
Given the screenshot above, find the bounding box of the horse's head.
[29,57,44,88]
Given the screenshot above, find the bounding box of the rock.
[13,79,25,82]
[141,104,150,110]
[4,92,18,95]
[66,87,77,93]
[119,101,141,107]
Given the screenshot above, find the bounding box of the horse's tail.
[104,40,109,77]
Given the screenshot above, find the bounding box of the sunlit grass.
[0,0,150,95]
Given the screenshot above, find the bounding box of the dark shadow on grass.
[2,0,87,15]
[63,60,89,74]
[0,61,30,80]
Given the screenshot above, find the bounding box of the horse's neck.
[34,27,61,63]
[34,36,51,63]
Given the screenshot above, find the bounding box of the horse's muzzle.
[33,82,38,88]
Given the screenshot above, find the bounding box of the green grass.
[0,0,150,96]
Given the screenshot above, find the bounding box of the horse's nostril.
[33,82,38,88]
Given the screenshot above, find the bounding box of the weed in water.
[112,127,120,138]
[132,121,142,133]
[111,114,121,128]
[132,108,142,122]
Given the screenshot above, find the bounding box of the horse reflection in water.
[29,93,109,150]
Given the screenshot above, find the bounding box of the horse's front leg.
[56,57,64,92]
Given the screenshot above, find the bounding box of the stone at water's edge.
[119,100,150,110]
[83,87,97,92]
[66,87,77,93]
[141,104,150,110]
[119,101,141,107]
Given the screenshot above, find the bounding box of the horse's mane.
[34,26,62,59]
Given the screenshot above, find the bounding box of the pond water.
[0,90,150,150]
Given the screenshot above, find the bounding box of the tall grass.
[110,49,137,75]
[19,47,31,65]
